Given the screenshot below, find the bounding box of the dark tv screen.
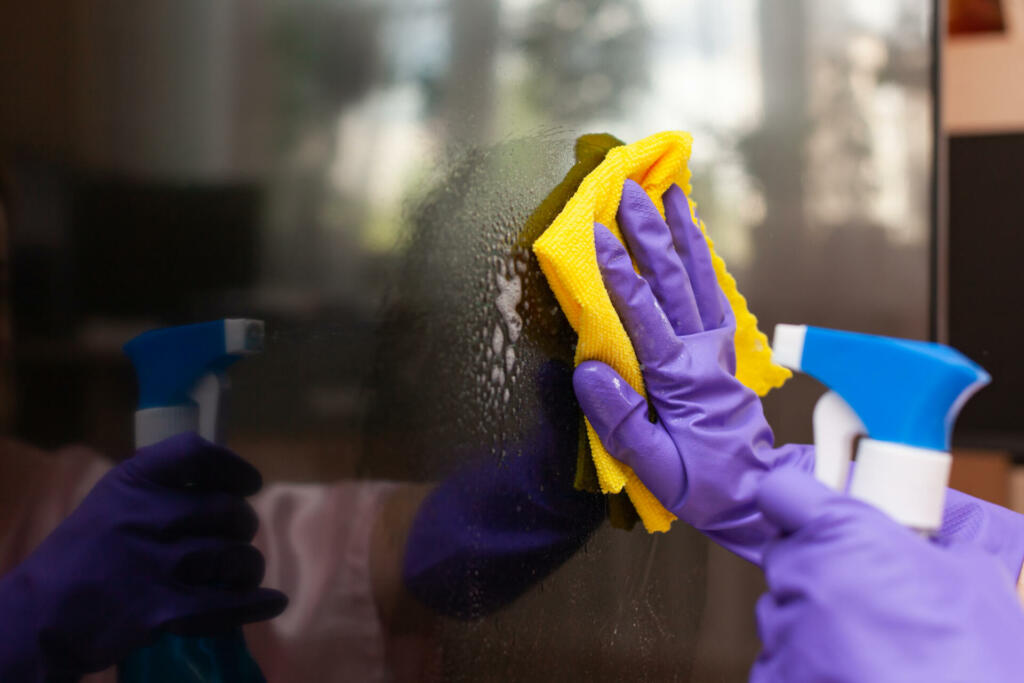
[948,133,1024,450]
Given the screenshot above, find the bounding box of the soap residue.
[495,260,523,343]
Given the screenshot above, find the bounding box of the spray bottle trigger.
[813,391,865,492]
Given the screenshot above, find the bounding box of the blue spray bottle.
[119,319,268,683]
[772,324,990,533]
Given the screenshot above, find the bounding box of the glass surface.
[0,1,935,681]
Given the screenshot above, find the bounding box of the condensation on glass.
[1,1,935,681]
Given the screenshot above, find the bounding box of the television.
[944,132,1024,451]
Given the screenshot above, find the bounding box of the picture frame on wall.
[949,0,1006,35]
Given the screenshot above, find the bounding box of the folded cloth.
[533,131,790,532]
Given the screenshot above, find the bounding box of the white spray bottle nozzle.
[771,324,807,371]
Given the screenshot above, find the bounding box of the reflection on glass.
[0,1,934,681]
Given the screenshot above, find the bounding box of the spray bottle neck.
[133,372,229,448]
[850,439,951,533]
[135,405,200,448]
[812,390,951,533]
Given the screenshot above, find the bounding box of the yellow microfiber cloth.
[533,131,791,533]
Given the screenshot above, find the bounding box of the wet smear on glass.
[361,131,583,479]
[360,131,707,683]
[360,130,648,530]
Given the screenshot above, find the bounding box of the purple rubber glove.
[753,468,1024,682]
[403,361,604,619]
[572,180,811,563]
[0,433,287,682]
[936,487,1024,586]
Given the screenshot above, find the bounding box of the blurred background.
[6,0,1016,680]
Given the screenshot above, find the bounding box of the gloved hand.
[753,467,1024,682]
[572,180,812,563]
[403,361,604,619]
[936,487,1024,592]
[0,433,287,682]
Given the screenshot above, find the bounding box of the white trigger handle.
[813,391,865,491]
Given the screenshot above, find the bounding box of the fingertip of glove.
[622,178,644,194]
[235,464,264,498]
[572,361,613,395]
[662,182,687,206]
[591,221,614,248]
[574,359,608,374]
[619,178,652,210]
[257,587,289,619]
[592,221,628,254]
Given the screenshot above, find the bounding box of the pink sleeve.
[0,442,111,574]
[244,480,400,683]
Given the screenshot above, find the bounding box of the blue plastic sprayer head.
[772,324,989,532]
[123,319,264,447]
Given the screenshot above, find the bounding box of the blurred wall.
[945,0,1024,133]
[0,0,266,180]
